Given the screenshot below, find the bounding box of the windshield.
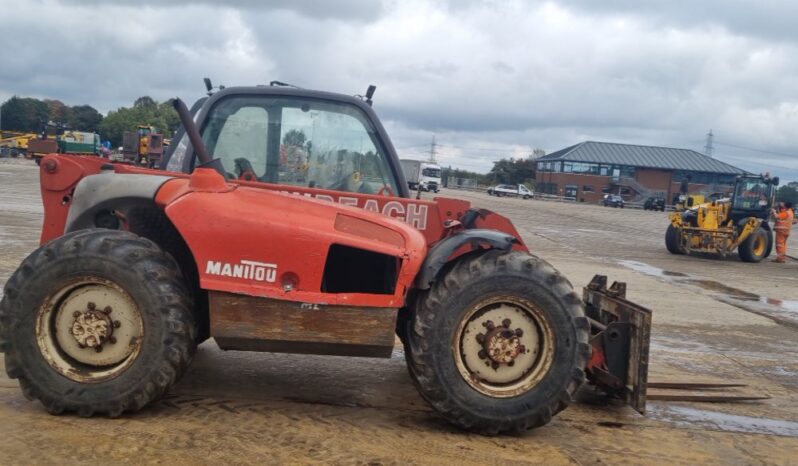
[200,95,398,195]
[734,178,771,210]
[422,167,441,178]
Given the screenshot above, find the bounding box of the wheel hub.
[477,319,525,366]
[37,278,144,382]
[455,298,554,397]
[69,302,120,351]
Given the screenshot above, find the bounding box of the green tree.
[69,105,103,131]
[489,157,536,185]
[776,182,798,206]
[283,129,307,146]
[45,99,73,124]
[133,96,157,109]
[0,96,50,131]
[99,97,179,146]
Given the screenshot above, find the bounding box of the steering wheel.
[378,184,394,196]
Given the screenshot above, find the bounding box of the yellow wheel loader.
[665,174,779,262]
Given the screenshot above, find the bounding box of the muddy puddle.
[617,260,798,327]
[647,403,798,437]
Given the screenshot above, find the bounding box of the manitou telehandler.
[666,174,779,262]
[0,82,659,434]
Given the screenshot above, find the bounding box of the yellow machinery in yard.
[666,174,779,262]
[121,125,164,167]
[0,131,37,158]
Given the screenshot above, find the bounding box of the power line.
[714,140,797,158]
[714,153,798,172]
[440,144,531,153]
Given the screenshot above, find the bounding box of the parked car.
[643,197,666,211]
[603,194,625,208]
[487,184,534,199]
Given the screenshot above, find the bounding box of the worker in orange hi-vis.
[772,201,794,263]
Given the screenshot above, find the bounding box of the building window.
[583,185,594,192]
[673,171,731,185]
[562,162,600,174]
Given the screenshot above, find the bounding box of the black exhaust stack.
[171,98,225,175]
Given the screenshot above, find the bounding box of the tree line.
[1,95,180,147]
[443,156,540,187]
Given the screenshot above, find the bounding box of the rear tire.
[404,250,590,434]
[0,229,196,417]
[665,224,684,254]
[739,227,768,263]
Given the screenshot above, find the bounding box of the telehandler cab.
[0,83,654,434]
[666,174,779,262]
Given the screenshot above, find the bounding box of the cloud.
[1,0,796,177]
[56,0,384,21]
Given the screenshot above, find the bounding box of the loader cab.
[731,175,778,220]
[163,86,409,198]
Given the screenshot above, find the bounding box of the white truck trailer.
[400,159,442,192]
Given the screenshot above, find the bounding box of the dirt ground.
[1,158,797,465]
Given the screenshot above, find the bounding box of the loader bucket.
[583,275,652,414]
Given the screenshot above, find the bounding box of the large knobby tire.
[738,227,768,263]
[404,250,590,435]
[665,224,684,254]
[0,229,196,417]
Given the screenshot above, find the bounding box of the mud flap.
[582,275,652,414]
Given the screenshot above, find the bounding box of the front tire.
[739,227,768,263]
[0,229,196,417]
[404,250,590,434]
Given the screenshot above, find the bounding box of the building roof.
[537,141,747,174]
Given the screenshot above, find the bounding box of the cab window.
[734,179,770,210]
[200,95,398,195]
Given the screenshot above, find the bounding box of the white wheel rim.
[36,277,144,383]
[454,296,555,397]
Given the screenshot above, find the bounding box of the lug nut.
[477,349,487,359]
[502,318,511,328]
[508,361,515,367]
[475,333,485,344]
[519,345,526,353]
[502,330,514,339]
[87,302,96,310]
[484,320,495,330]
[103,306,112,314]
[491,361,499,370]
[73,311,81,318]
[94,345,103,353]
[108,336,117,344]
[113,321,121,328]
[515,328,523,337]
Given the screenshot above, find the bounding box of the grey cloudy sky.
[2,0,797,178]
